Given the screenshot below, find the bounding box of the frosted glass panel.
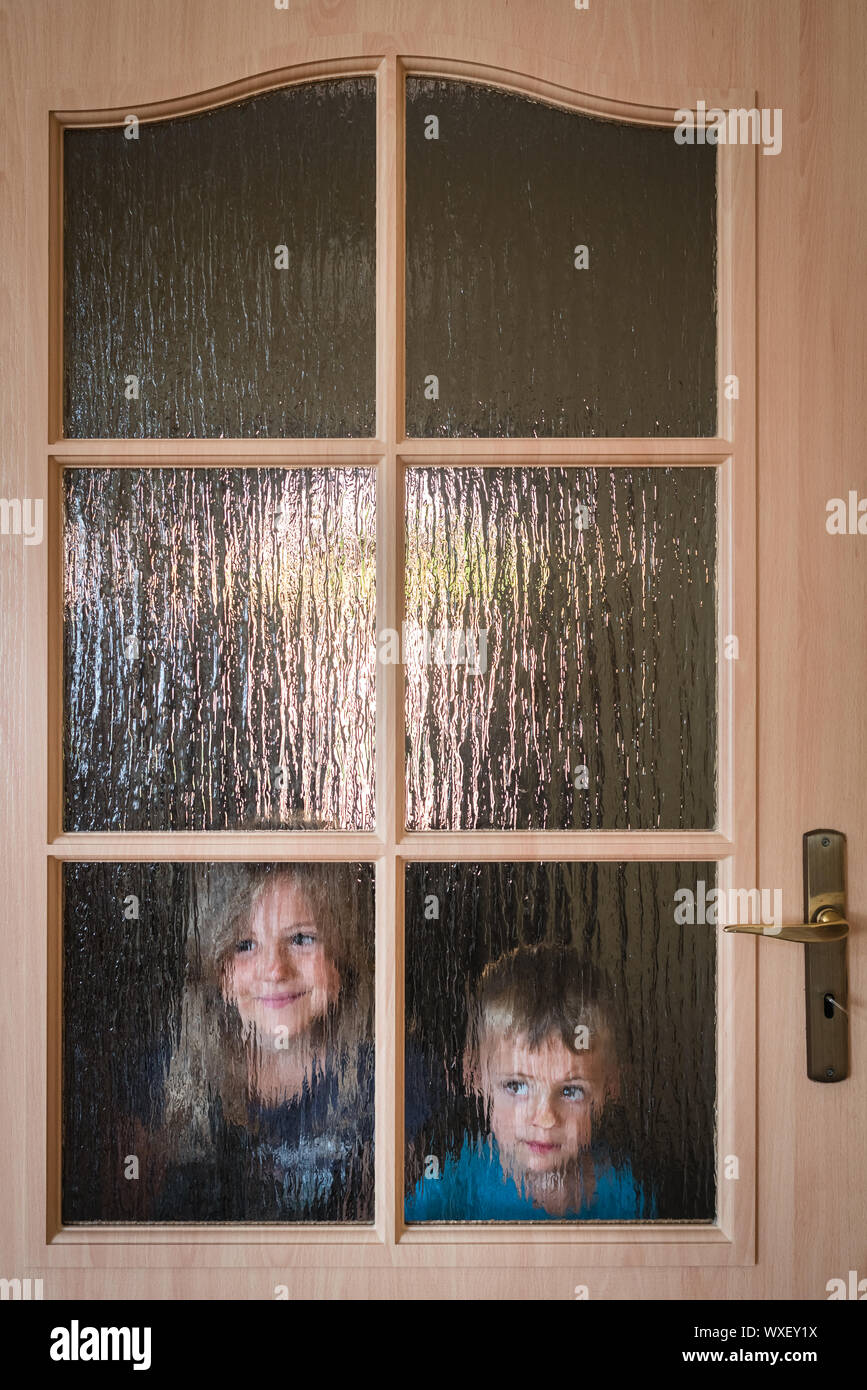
[64,79,376,438]
[405,861,716,1223]
[64,468,376,830]
[406,78,716,437]
[63,861,375,1223]
[405,467,717,830]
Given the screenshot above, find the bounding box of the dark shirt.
[154,1043,374,1223]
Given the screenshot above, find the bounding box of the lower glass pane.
[405,861,716,1223]
[62,861,375,1223]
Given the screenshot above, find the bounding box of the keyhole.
[823,993,835,1019]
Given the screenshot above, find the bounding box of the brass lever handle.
[723,830,849,1081]
[724,907,849,943]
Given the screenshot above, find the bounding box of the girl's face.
[223,878,340,1040]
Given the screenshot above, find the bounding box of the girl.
[155,860,374,1222]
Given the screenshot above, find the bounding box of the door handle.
[724,830,850,1081]
[723,908,848,943]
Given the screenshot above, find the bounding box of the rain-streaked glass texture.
[64,79,376,438]
[62,861,375,1223]
[406,78,717,437]
[63,467,376,830]
[405,466,717,830]
[405,861,716,1223]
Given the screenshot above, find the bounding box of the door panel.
[1,0,863,1300]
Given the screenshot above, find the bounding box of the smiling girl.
[225,872,342,1102]
[155,860,374,1222]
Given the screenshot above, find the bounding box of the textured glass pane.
[406,79,716,437]
[64,79,376,437]
[405,861,716,1223]
[64,468,375,830]
[63,861,375,1223]
[406,466,716,830]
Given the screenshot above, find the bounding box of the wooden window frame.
[40,51,757,1271]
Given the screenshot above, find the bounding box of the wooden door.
[1,0,864,1302]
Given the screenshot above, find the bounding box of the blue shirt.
[405,1133,652,1222]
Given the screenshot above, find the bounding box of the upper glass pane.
[63,467,376,830]
[63,79,376,437]
[405,466,717,830]
[405,78,717,437]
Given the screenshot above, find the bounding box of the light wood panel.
[1,0,863,1299]
[23,0,755,1280]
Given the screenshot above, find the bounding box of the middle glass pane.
[63,467,376,831]
[405,466,717,829]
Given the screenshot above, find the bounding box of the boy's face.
[479,1030,618,1176]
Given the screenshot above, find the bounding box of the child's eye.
[503,1080,529,1096]
[234,939,255,954]
[562,1085,587,1101]
[290,931,317,947]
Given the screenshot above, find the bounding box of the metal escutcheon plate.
[803,830,849,1082]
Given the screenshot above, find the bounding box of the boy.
[405,943,647,1221]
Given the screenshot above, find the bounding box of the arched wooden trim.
[401,56,754,129]
[51,56,380,129]
[50,52,754,130]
